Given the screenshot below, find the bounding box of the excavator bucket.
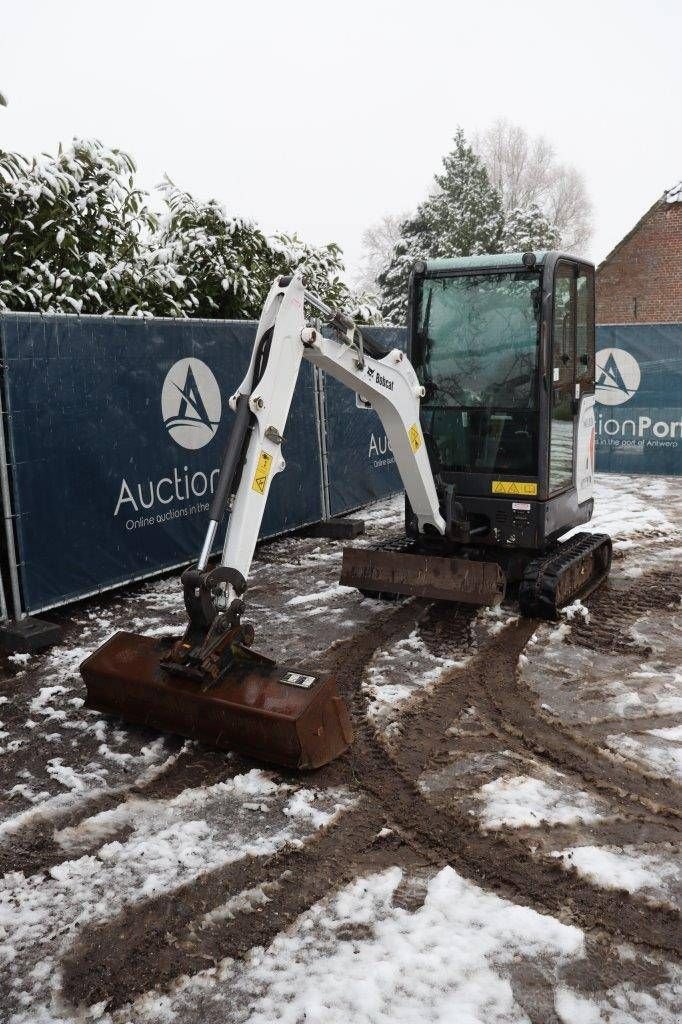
[81,632,353,770]
[341,547,505,606]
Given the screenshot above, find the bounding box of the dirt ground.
[0,474,680,1023]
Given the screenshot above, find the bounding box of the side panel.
[575,394,596,503]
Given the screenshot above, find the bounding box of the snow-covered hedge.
[0,139,379,322]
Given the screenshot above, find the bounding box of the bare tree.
[355,213,405,292]
[473,118,593,252]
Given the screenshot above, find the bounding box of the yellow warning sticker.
[251,451,273,495]
[408,423,422,453]
[491,480,538,496]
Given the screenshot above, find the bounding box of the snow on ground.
[565,473,680,545]
[474,771,609,830]
[362,627,465,733]
[1,771,354,1020]
[520,607,682,726]
[554,981,682,1024]
[111,865,681,1024]
[0,476,681,1023]
[604,730,682,781]
[551,845,680,905]
[110,865,587,1024]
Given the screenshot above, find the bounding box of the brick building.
[596,181,682,324]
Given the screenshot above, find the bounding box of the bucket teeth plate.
[341,547,505,605]
[80,631,353,770]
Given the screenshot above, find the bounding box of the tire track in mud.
[0,743,257,878]
[345,619,681,955]
[466,579,682,820]
[61,586,681,1013]
[61,801,394,1010]
[572,711,682,739]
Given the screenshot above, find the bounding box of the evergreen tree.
[375,212,429,325]
[426,128,505,256]
[377,129,504,323]
[501,203,560,253]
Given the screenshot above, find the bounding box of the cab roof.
[424,252,550,273]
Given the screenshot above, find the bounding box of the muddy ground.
[0,474,680,1023]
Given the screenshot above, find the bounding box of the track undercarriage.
[341,531,612,620]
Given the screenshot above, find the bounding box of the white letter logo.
[161,358,221,449]
[595,348,641,407]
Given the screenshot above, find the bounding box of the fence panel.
[0,314,322,614]
[595,323,682,475]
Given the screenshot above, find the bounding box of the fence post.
[313,365,331,522]
[0,366,23,620]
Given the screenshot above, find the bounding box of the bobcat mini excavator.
[82,252,611,770]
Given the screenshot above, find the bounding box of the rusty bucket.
[80,632,353,770]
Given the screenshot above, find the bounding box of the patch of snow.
[552,844,679,898]
[665,180,682,203]
[1,773,354,1018]
[520,607,682,726]
[556,981,681,1024]
[8,652,32,665]
[475,604,519,637]
[363,628,464,726]
[199,884,272,929]
[285,583,355,607]
[476,773,606,829]
[563,474,678,543]
[555,987,603,1023]
[29,685,72,714]
[561,599,589,622]
[147,866,584,1024]
[604,732,682,781]
[0,739,182,839]
[283,788,352,829]
[647,724,682,741]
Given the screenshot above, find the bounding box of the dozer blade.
[80,632,353,770]
[341,548,505,605]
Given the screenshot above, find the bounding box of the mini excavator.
[82,252,611,769]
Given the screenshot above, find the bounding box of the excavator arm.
[188,271,445,629]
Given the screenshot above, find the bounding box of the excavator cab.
[342,251,611,614]
[406,252,598,554]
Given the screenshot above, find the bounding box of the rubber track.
[519,531,612,619]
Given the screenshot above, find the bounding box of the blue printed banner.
[0,315,322,613]
[0,316,404,615]
[595,324,682,475]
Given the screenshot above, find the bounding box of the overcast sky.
[2,0,680,281]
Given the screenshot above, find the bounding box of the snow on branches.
[0,140,378,323]
[377,129,505,323]
[373,127,576,324]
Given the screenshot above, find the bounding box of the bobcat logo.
[161,358,222,449]
[595,348,641,407]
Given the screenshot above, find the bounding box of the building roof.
[665,181,682,203]
[598,182,682,270]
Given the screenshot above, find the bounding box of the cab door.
[549,261,576,493]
